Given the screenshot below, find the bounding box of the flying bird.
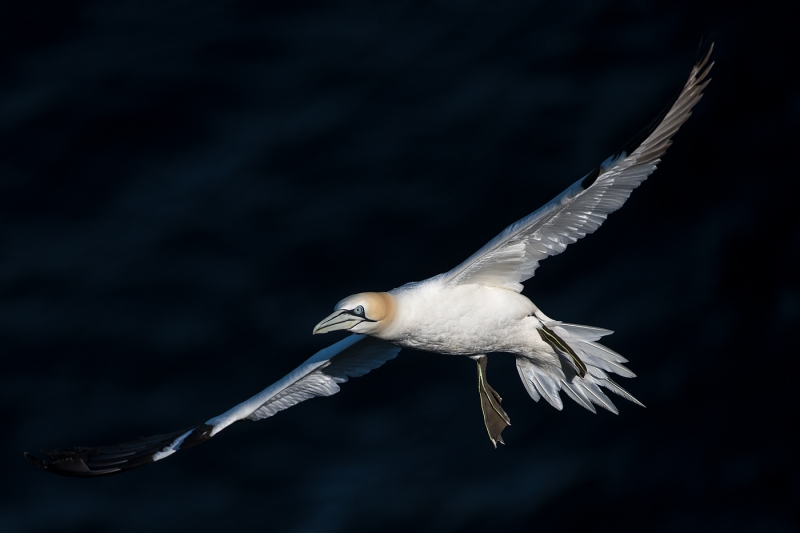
[25,43,713,476]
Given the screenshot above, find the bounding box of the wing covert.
[235,335,400,423]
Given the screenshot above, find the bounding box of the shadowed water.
[1,1,797,532]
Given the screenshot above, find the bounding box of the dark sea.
[2,1,797,532]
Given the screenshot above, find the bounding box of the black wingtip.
[24,448,123,477]
[179,423,214,449]
[23,428,200,477]
[24,451,45,468]
[579,39,714,191]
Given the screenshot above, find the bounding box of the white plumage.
[25,43,713,476]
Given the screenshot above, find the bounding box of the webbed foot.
[475,355,511,447]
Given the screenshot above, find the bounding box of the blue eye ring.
[353,305,365,316]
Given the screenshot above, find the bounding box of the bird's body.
[26,43,714,476]
[383,280,539,356]
[323,275,639,436]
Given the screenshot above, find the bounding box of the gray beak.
[313,310,364,335]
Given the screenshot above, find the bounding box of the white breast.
[383,279,537,355]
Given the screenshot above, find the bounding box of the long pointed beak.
[313,310,363,335]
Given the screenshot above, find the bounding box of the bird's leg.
[474,355,511,447]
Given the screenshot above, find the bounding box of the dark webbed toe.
[476,356,511,447]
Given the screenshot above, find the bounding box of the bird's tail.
[516,320,644,413]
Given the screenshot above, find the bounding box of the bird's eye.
[353,305,365,316]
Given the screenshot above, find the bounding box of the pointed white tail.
[516,322,644,414]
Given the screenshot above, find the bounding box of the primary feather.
[443,44,713,292]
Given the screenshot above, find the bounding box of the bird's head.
[313,292,396,336]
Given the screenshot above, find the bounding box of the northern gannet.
[25,44,713,476]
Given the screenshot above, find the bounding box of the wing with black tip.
[25,335,400,477]
[442,43,714,292]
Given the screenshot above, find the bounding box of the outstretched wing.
[441,43,714,292]
[25,335,401,477]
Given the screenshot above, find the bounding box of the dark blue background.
[2,1,797,532]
